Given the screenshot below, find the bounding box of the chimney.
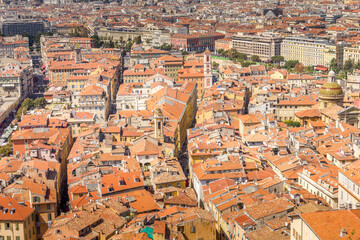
[340,227,347,237]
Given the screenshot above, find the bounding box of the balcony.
[78,101,105,107]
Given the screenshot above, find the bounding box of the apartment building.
[3,178,57,239]
[123,64,165,83]
[0,64,33,101]
[154,55,183,80]
[275,95,317,121]
[215,38,233,52]
[344,45,360,66]
[338,161,360,209]
[298,166,338,208]
[347,71,360,89]
[130,48,169,66]
[12,127,72,158]
[171,32,225,52]
[290,210,360,240]
[78,84,110,122]
[0,196,36,240]
[0,21,44,36]
[281,37,343,67]
[0,35,29,57]
[232,34,282,61]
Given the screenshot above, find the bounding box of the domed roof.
[328,70,336,77]
[320,82,343,98]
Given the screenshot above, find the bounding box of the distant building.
[232,34,282,61]
[171,32,225,52]
[1,21,44,36]
[0,35,29,57]
[0,64,33,101]
[281,37,344,67]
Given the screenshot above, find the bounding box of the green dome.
[320,82,343,98]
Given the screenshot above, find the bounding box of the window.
[48,213,52,221]
[16,237,20,240]
[33,197,40,203]
[15,223,19,230]
[5,223,10,230]
[191,226,196,233]
[7,236,10,240]
[47,204,51,210]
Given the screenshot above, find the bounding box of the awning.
[41,64,46,69]
[316,66,328,71]
[42,69,46,73]
[45,76,49,81]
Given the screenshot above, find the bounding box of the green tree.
[284,120,301,127]
[34,97,47,109]
[305,66,315,73]
[271,55,284,63]
[251,55,260,62]
[284,60,299,69]
[22,98,34,109]
[91,35,102,48]
[242,61,252,67]
[159,44,172,51]
[182,51,189,56]
[0,144,12,156]
[217,48,224,55]
[212,62,219,70]
[344,59,354,72]
[15,106,27,120]
[134,36,142,44]
[330,58,340,73]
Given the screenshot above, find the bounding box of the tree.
[284,60,299,69]
[284,120,301,127]
[271,55,284,63]
[182,51,189,56]
[22,98,34,109]
[0,144,12,156]
[305,66,315,73]
[15,106,26,120]
[294,63,305,73]
[158,44,172,51]
[354,61,360,70]
[344,59,354,72]
[34,97,47,109]
[134,36,142,45]
[330,58,340,73]
[241,61,252,67]
[251,55,260,62]
[91,35,102,48]
[212,62,219,70]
